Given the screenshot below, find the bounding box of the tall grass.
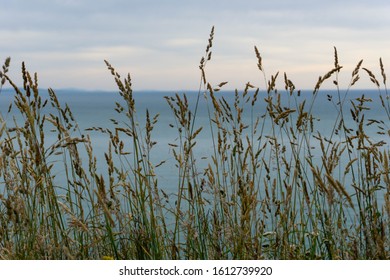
[0,27,389,259]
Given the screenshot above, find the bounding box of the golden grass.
[0,27,389,259]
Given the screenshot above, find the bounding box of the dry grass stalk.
[0,30,389,260]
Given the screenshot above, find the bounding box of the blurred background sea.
[1,88,389,197]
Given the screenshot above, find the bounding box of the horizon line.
[0,87,385,93]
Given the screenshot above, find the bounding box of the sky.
[1,0,390,91]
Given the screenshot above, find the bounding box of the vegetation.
[0,27,389,259]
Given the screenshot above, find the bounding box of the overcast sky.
[1,0,390,91]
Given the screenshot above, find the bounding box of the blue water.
[1,88,389,199]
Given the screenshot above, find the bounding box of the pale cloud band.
[1,0,389,90]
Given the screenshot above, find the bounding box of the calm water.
[1,88,389,197]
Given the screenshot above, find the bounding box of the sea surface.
[1,88,389,198]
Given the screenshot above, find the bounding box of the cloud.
[163,38,203,48]
[1,0,390,90]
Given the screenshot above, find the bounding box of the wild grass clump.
[0,27,389,259]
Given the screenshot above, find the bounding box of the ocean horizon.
[1,88,389,197]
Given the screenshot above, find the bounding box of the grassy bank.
[0,28,389,259]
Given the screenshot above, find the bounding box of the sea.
[0,88,389,201]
